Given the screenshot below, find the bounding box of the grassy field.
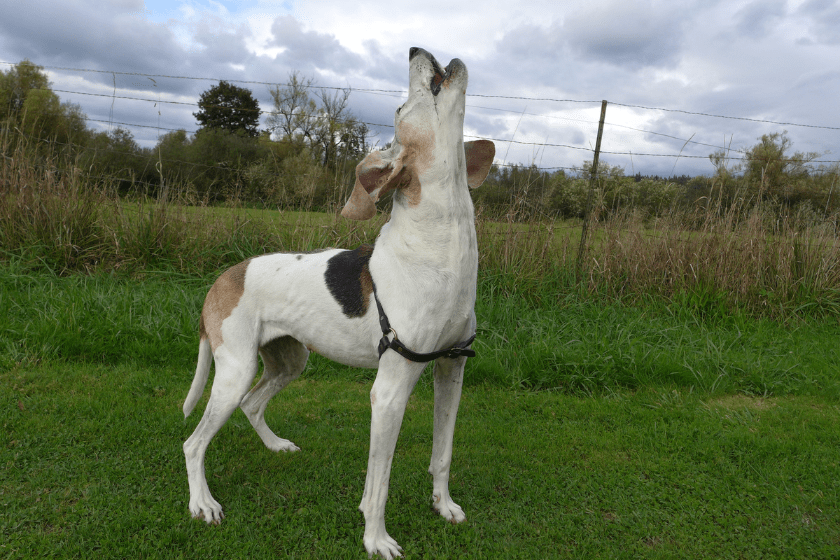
[3,158,839,317]
[2,261,838,397]
[1,262,840,558]
[2,155,840,557]
[3,362,839,559]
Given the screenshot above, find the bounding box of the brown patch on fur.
[395,121,435,206]
[358,245,374,310]
[201,259,251,350]
[341,121,436,218]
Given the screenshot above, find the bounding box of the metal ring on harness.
[373,286,476,363]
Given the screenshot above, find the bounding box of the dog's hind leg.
[429,356,467,524]
[183,348,259,524]
[240,336,309,452]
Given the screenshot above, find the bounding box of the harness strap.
[373,289,476,362]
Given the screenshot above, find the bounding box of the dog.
[182,47,495,559]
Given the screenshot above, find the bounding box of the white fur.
[182,48,494,559]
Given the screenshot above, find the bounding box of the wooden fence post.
[577,100,608,272]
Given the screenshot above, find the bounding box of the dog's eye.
[396,106,402,115]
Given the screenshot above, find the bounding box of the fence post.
[577,99,608,272]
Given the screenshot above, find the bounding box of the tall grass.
[0,137,384,275]
[587,201,840,317]
[2,136,839,318]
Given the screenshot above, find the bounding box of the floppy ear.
[464,140,496,189]
[341,145,408,220]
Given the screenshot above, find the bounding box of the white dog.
[182,47,495,559]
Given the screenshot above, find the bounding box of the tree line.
[474,139,838,227]
[1,61,371,208]
[2,60,838,225]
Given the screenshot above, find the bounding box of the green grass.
[472,276,840,397]
[2,261,838,397]
[1,209,839,558]
[2,362,839,559]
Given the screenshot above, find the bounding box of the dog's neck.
[380,168,478,276]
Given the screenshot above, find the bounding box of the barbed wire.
[4,59,838,131]
[3,60,840,170]
[8,126,578,177]
[608,101,840,132]
[57,86,746,161]
[53,88,396,130]
[10,116,840,179]
[55,86,838,165]
[55,86,757,158]
[0,61,404,96]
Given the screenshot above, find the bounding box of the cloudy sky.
[2,0,838,176]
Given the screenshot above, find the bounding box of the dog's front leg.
[429,356,467,524]
[359,354,425,559]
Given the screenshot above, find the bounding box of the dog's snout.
[409,47,420,60]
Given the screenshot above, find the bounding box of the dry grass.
[2,139,839,318]
[585,204,840,316]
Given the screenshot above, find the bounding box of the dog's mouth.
[410,47,461,96]
[430,60,449,96]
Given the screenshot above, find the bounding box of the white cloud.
[0,0,837,176]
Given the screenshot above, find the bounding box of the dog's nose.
[409,47,420,60]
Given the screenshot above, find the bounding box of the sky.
[1,0,839,176]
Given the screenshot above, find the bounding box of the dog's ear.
[464,140,495,189]
[341,146,407,220]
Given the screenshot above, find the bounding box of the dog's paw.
[190,494,224,525]
[432,493,466,524]
[265,437,300,453]
[363,532,402,559]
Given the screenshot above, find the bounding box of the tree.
[742,132,820,205]
[313,87,354,168]
[0,60,90,158]
[266,71,317,145]
[193,80,260,137]
[0,59,51,118]
[267,73,369,169]
[83,127,154,194]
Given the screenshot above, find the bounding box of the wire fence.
[3,54,840,253]
[3,59,839,176]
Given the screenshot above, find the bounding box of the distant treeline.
[475,140,839,226]
[2,60,838,226]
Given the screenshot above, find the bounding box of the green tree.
[0,60,89,150]
[742,132,820,205]
[0,59,50,118]
[194,80,261,137]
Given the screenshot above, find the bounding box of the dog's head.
[341,48,495,220]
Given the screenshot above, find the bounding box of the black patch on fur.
[325,245,375,318]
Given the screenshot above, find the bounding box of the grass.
[472,277,840,397]
[3,140,840,318]
[2,261,838,397]
[3,362,840,559]
[2,261,839,557]
[2,141,840,558]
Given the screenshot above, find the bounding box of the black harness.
[372,287,476,362]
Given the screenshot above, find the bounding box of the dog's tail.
[183,336,212,418]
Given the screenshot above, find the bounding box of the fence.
[2,59,840,236]
[3,60,839,173]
